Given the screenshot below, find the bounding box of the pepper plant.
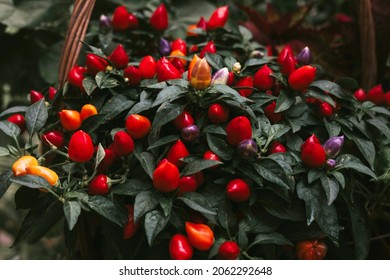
[0,2,389,260]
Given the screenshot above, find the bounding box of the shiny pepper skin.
[48,86,57,100]
[169,234,193,260]
[296,239,328,260]
[354,88,366,102]
[301,143,326,168]
[68,65,86,89]
[112,131,134,157]
[126,114,151,139]
[367,84,385,105]
[68,130,95,163]
[185,222,214,251]
[218,241,240,260]
[86,53,108,76]
[123,65,142,86]
[156,57,182,82]
[207,5,229,31]
[166,140,190,167]
[153,159,180,192]
[226,178,251,202]
[109,44,129,69]
[288,65,316,91]
[318,102,334,117]
[197,16,207,30]
[30,90,44,104]
[7,114,26,133]
[59,110,82,131]
[177,175,198,196]
[80,104,98,121]
[226,116,252,146]
[190,58,211,90]
[41,130,64,148]
[128,13,139,29]
[26,166,59,186]
[187,54,201,80]
[208,103,230,124]
[97,148,116,173]
[268,141,287,154]
[171,58,185,74]
[171,38,187,56]
[112,6,130,31]
[280,52,296,77]
[235,76,253,97]
[203,150,221,169]
[123,205,140,240]
[264,101,282,123]
[150,3,168,31]
[139,55,157,79]
[12,155,39,176]
[199,41,217,58]
[253,64,274,91]
[173,111,194,130]
[277,45,293,65]
[301,134,320,151]
[89,174,110,195]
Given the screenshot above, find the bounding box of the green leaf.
[238,222,249,250]
[94,144,106,171]
[134,190,160,223]
[320,176,340,205]
[144,210,170,246]
[238,25,253,41]
[367,118,390,142]
[111,179,152,196]
[80,114,107,134]
[343,129,375,169]
[205,53,224,70]
[152,102,186,129]
[324,118,341,137]
[82,76,98,96]
[297,182,340,244]
[10,174,51,190]
[308,169,322,184]
[332,172,345,189]
[25,99,48,137]
[242,58,269,69]
[305,89,336,107]
[147,81,167,89]
[202,125,227,135]
[177,192,216,215]
[336,154,377,179]
[181,159,223,176]
[217,199,236,231]
[310,80,350,100]
[260,194,305,222]
[100,95,135,121]
[0,170,13,199]
[369,106,390,116]
[266,124,291,140]
[275,91,295,113]
[0,147,10,157]
[134,151,156,179]
[247,232,293,250]
[253,163,290,190]
[159,196,173,217]
[88,196,126,227]
[152,85,186,107]
[64,200,81,231]
[0,106,28,118]
[206,133,234,160]
[147,135,180,151]
[208,238,226,259]
[0,120,20,138]
[335,77,359,90]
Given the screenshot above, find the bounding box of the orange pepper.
[12,155,39,176]
[25,165,59,186]
[80,104,98,121]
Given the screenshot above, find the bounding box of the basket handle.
[57,0,96,90]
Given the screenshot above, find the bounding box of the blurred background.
[0,0,389,259]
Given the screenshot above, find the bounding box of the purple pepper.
[99,14,112,30]
[323,135,344,157]
[181,125,200,142]
[237,139,258,160]
[326,159,336,169]
[159,38,171,56]
[296,46,311,65]
[210,67,229,85]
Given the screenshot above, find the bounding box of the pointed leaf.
[134,190,159,223]
[181,159,223,176]
[134,151,156,179]
[320,176,340,205]
[177,192,216,215]
[25,99,48,136]
[144,210,170,246]
[0,170,13,199]
[0,120,20,138]
[153,85,186,107]
[88,196,127,227]
[112,179,152,196]
[248,232,292,250]
[64,200,81,231]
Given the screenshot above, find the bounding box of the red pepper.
[226,178,251,202]
[218,241,240,260]
[318,102,334,117]
[68,65,87,89]
[171,38,187,56]
[86,53,108,76]
[169,234,193,260]
[123,65,142,86]
[288,65,316,91]
[353,88,366,102]
[125,114,151,139]
[128,13,139,29]
[235,76,253,97]
[301,143,326,168]
[97,148,117,173]
[59,109,82,131]
[197,16,207,30]
[48,86,57,100]
[173,111,194,130]
[199,41,217,58]
[153,159,180,193]
[156,57,182,82]
[185,222,214,251]
[30,90,44,104]
[68,130,95,163]
[207,6,229,31]
[277,45,293,65]
[123,205,140,240]
[7,114,26,133]
[112,6,130,31]
[301,134,320,151]
[138,55,157,79]
[280,52,297,77]
[89,174,111,195]
[253,64,274,91]
[296,239,327,260]
[226,116,252,147]
[264,101,282,124]
[150,4,168,31]
[166,140,190,167]
[268,141,286,154]
[109,44,129,70]
[171,58,185,74]
[367,84,385,105]
[112,131,134,157]
[203,149,221,163]
[208,103,230,124]
[177,175,198,196]
[41,130,64,148]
